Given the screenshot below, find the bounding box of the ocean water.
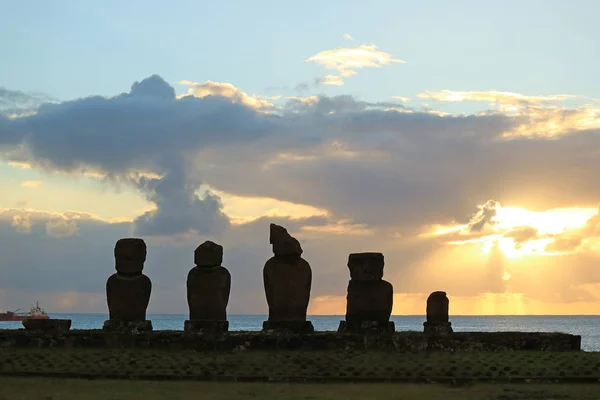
[2,314,599,351]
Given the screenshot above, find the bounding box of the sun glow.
[441,203,598,258]
[494,206,596,235]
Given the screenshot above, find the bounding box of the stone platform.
[262,321,315,334]
[337,320,395,334]
[0,329,581,352]
[184,320,229,334]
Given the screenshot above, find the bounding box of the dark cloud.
[504,226,539,248]
[468,200,499,232]
[2,75,600,247]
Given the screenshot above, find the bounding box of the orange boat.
[0,301,49,321]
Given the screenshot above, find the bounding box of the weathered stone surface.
[424,291,453,335]
[337,320,395,334]
[102,320,153,333]
[194,240,223,267]
[22,319,71,333]
[343,252,393,328]
[269,223,303,256]
[0,329,582,352]
[262,320,315,334]
[426,291,450,324]
[263,224,311,325]
[345,280,393,324]
[106,273,152,321]
[184,320,229,334]
[348,252,384,281]
[114,238,147,275]
[187,266,231,321]
[107,238,152,323]
[424,321,453,335]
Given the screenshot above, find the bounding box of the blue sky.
[2,1,600,315]
[3,0,599,104]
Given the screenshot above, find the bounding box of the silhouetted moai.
[262,223,314,333]
[185,240,231,333]
[338,252,395,333]
[103,238,153,333]
[423,291,453,335]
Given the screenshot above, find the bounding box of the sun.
[480,204,597,258]
[493,206,596,235]
[433,202,598,258]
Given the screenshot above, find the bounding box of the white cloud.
[392,96,411,103]
[417,89,578,105]
[178,80,275,111]
[307,43,406,85]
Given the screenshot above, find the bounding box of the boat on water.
[0,301,49,321]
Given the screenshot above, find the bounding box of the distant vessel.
[0,301,49,321]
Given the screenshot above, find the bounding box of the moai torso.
[106,238,151,321]
[187,241,231,321]
[426,291,449,324]
[345,252,393,324]
[263,224,312,322]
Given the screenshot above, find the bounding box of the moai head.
[114,238,147,274]
[426,291,449,323]
[347,252,384,281]
[270,223,303,257]
[194,240,223,267]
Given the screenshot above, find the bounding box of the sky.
[1,0,600,316]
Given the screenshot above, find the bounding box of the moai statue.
[262,223,314,333]
[423,291,453,335]
[185,240,231,333]
[338,252,395,333]
[103,238,153,333]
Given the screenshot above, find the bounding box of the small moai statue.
[185,240,231,333]
[423,291,453,335]
[103,238,153,333]
[338,252,394,333]
[262,223,314,333]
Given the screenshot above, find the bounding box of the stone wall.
[0,329,581,351]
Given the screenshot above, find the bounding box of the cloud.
[178,80,275,111]
[45,218,79,238]
[0,75,277,236]
[0,87,58,118]
[11,214,31,234]
[417,90,578,105]
[19,180,42,188]
[307,43,406,85]
[468,200,499,232]
[2,77,600,313]
[392,96,411,103]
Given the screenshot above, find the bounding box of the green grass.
[1,348,600,382]
[1,377,600,400]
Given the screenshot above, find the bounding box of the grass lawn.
[1,348,600,382]
[1,377,600,400]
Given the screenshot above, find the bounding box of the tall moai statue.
[423,291,453,335]
[103,238,153,333]
[338,252,395,333]
[262,223,314,333]
[185,240,231,333]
